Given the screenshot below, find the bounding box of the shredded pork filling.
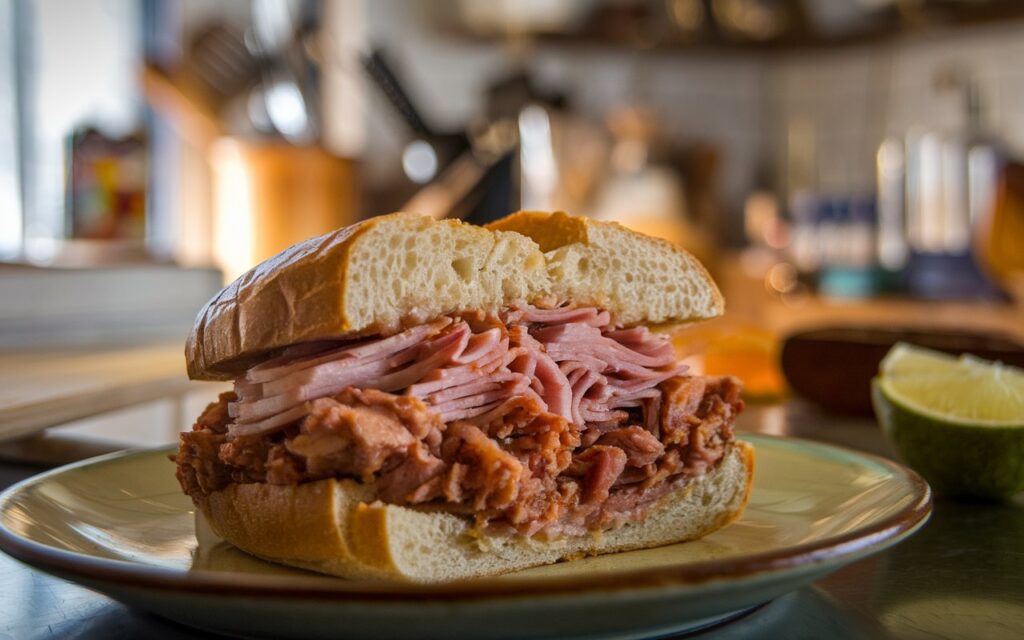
[175,304,743,537]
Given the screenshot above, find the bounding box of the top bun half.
[186,211,724,380]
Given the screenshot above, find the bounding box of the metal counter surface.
[1,401,1021,640]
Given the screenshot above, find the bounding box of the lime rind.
[872,380,1024,498]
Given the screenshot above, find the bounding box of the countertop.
[1,400,1022,639]
[0,343,195,443]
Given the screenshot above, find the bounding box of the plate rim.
[0,434,932,602]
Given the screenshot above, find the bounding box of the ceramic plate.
[0,434,930,640]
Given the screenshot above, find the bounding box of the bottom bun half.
[194,440,755,583]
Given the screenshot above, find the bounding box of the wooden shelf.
[444,1,1024,56]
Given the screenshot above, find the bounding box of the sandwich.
[174,210,753,582]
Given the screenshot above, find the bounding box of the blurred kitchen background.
[1,0,1023,456]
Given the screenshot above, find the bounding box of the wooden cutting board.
[0,343,196,443]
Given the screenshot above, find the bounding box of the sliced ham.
[450,328,504,365]
[430,380,529,416]
[229,404,315,438]
[233,357,394,420]
[504,305,610,327]
[605,327,675,357]
[229,323,469,433]
[510,327,572,420]
[373,325,471,391]
[407,367,484,397]
[422,372,526,404]
[569,369,604,426]
[225,302,688,440]
[533,323,677,369]
[246,318,452,384]
[230,321,460,423]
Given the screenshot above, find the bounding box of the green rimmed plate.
[0,434,930,639]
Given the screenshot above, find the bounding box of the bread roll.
[187,211,722,380]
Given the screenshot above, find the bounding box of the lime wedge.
[873,343,1024,499]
